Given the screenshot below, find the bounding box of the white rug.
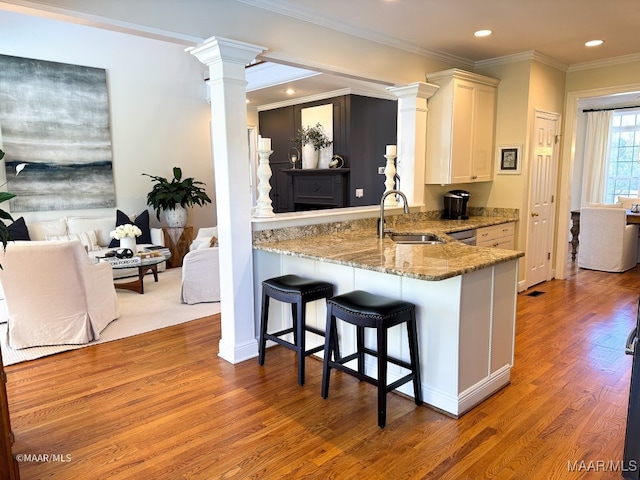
[0,268,221,366]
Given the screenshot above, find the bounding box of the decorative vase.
[302,144,318,169]
[318,146,333,169]
[119,236,137,253]
[163,205,188,227]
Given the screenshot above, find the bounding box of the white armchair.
[0,240,120,349]
[181,227,220,304]
[578,206,638,272]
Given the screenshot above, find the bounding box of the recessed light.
[284,88,296,95]
[474,29,493,38]
[585,39,604,47]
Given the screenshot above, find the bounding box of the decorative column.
[190,37,266,364]
[383,144,398,206]
[387,82,439,206]
[254,136,275,217]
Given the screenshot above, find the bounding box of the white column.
[190,37,266,364]
[387,82,439,205]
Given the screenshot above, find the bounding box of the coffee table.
[112,255,170,294]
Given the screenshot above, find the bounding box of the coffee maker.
[442,189,471,220]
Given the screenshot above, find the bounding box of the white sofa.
[22,215,165,279]
[181,227,220,304]
[0,240,120,349]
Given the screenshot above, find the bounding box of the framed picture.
[498,145,522,174]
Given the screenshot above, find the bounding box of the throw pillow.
[46,231,101,252]
[108,209,152,247]
[8,217,30,241]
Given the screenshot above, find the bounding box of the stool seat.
[321,290,422,428]
[259,274,337,386]
[262,275,333,299]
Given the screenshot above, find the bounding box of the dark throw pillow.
[8,217,30,241]
[108,209,152,247]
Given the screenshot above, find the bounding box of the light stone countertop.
[253,214,525,281]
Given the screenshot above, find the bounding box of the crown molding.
[0,0,205,46]
[236,0,474,70]
[568,52,640,72]
[256,87,397,112]
[475,50,568,71]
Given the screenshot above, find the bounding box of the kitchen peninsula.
[252,210,523,417]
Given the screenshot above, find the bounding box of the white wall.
[0,9,215,230]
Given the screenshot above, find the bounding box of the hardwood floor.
[5,260,639,479]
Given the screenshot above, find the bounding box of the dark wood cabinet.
[284,168,350,211]
[258,94,397,212]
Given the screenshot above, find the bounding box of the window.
[605,109,640,203]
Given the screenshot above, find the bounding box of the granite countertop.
[254,214,525,281]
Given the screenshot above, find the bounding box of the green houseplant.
[142,167,212,227]
[292,123,333,151]
[292,123,333,169]
[0,149,15,252]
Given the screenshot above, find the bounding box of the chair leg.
[377,325,388,428]
[296,298,305,386]
[258,292,270,366]
[321,309,335,399]
[407,311,423,405]
[291,302,298,346]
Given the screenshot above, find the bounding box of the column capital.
[189,36,267,67]
[387,81,439,100]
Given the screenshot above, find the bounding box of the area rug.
[0,268,221,366]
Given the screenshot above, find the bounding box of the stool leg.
[357,326,365,375]
[407,311,423,405]
[296,298,305,386]
[291,302,298,346]
[258,292,270,366]
[377,325,388,428]
[321,309,335,399]
[331,317,341,362]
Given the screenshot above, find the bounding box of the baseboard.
[218,338,258,364]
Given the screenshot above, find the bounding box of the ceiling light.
[585,39,604,47]
[474,30,493,38]
[284,88,296,95]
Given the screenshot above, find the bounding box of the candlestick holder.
[254,149,275,217]
[383,153,398,206]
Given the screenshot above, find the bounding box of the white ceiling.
[242,0,640,108]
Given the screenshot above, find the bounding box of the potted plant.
[292,123,333,169]
[0,149,14,253]
[142,167,212,227]
[0,149,26,255]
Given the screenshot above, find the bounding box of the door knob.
[531,212,539,217]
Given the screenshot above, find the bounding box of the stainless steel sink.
[389,233,444,244]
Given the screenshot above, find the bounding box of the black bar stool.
[321,290,422,428]
[258,274,338,386]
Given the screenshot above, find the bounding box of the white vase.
[318,146,333,169]
[163,205,188,227]
[119,236,137,253]
[302,144,318,169]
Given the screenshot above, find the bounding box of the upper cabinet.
[425,69,500,185]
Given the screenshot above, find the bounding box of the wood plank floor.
[5,259,639,479]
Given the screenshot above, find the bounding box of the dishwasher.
[449,229,477,246]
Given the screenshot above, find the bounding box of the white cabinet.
[476,222,515,249]
[425,69,499,185]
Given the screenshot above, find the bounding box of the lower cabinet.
[476,222,515,249]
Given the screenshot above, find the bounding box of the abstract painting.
[0,54,115,212]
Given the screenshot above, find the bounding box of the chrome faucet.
[379,189,409,238]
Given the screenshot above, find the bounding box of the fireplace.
[284,168,350,212]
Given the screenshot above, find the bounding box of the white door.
[526,110,561,289]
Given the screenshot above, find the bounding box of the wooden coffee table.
[112,255,170,294]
